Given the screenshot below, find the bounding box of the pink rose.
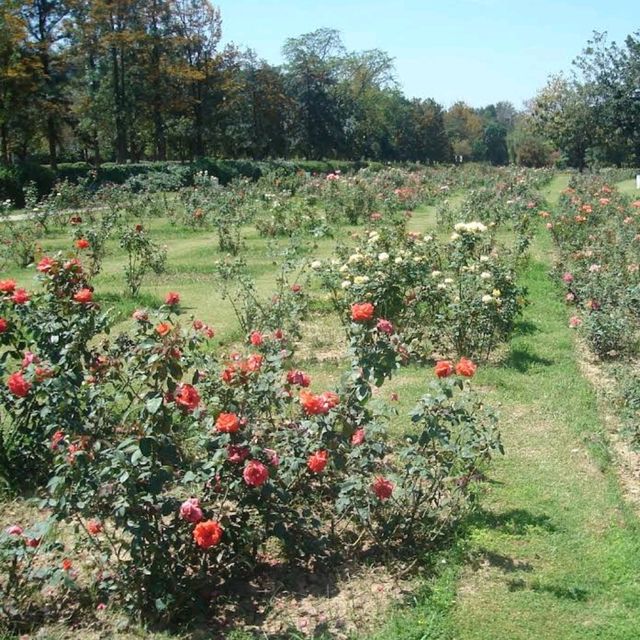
[179,498,203,523]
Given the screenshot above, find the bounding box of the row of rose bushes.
[546,175,640,445]
[437,166,553,257]
[547,175,640,359]
[0,164,454,282]
[0,251,502,629]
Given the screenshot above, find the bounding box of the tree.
[0,2,41,163]
[20,0,72,168]
[282,28,346,159]
[530,74,595,169]
[483,121,508,165]
[444,101,484,161]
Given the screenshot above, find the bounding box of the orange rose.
[216,412,240,434]
[455,357,477,377]
[155,322,172,337]
[73,288,93,304]
[307,449,329,473]
[351,302,375,322]
[434,360,454,378]
[193,520,223,549]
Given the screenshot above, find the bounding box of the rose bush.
[0,269,501,625]
[317,223,526,362]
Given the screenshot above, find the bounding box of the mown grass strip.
[370,174,640,640]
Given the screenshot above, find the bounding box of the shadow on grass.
[507,578,589,602]
[467,507,559,537]
[476,551,534,574]
[501,347,554,373]
[513,320,540,337]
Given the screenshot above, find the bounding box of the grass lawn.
[616,178,639,198]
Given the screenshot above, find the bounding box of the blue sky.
[217,0,637,108]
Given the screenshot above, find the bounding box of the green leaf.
[146,396,163,415]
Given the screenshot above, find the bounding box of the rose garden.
[0,162,639,638]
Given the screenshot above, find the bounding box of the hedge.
[0,158,387,207]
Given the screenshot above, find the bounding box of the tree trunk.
[0,123,8,165]
[47,115,57,170]
[112,46,126,163]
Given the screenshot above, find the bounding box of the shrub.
[119,225,167,297]
[0,272,501,625]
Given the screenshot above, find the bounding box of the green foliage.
[119,225,167,297]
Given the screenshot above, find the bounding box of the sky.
[217,0,637,109]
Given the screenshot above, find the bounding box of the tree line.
[1,1,519,168]
[3,2,638,169]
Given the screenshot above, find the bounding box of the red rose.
[75,238,90,250]
[0,279,16,294]
[372,476,394,501]
[321,391,340,410]
[193,319,215,338]
[243,460,269,487]
[87,520,103,535]
[307,449,329,473]
[175,384,200,412]
[62,558,73,571]
[300,391,328,415]
[193,520,223,549]
[287,370,311,387]
[0,318,8,333]
[376,318,393,334]
[165,291,180,306]
[264,448,280,467]
[73,288,93,304]
[50,430,65,450]
[221,366,238,385]
[36,256,56,273]
[25,537,40,548]
[7,372,31,397]
[11,289,29,304]
[216,412,240,434]
[249,331,263,346]
[434,360,454,378]
[351,302,375,322]
[227,445,250,464]
[155,322,172,337]
[455,357,477,377]
[351,428,365,446]
[300,390,340,415]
